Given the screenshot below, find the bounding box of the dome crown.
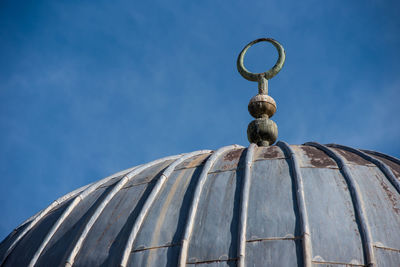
[1,142,400,266]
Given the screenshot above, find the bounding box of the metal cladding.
[1,143,400,266]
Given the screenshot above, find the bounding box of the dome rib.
[0,181,92,266]
[62,153,184,267]
[305,142,376,267]
[2,163,144,266]
[28,154,181,267]
[178,145,242,266]
[327,144,400,195]
[120,150,212,267]
[277,141,313,267]
[1,164,141,267]
[361,149,400,166]
[237,143,256,267]
[2,143,400,266]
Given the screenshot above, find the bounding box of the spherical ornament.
[247,118,278,146]
[248,94,277,118]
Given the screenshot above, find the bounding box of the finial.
[237,38,286,146]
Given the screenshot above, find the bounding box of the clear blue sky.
[1,0,399,240]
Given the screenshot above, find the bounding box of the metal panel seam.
[374,245,400,253]
[327,144,400,195]
[119,150,212,267]
[247,236,302,242]
[277,141,312,267]
[312,260,365,266]
[187,257,238,265]
[132,242,181,253]
[305,142,376,267]
[178,145,243,267]
[237,143,256,267]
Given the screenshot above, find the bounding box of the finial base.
[247,118,278,146]
[257,140,272,147]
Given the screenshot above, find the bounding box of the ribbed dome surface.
[1,142,400,267]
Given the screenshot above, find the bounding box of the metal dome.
[1,142,400,267]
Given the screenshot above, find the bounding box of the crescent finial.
[237,38,285,82]
[237,38,285,147]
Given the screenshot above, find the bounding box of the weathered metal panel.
[293,145,337,169]
[333,148,375,167]
[246,158,299,239]
[128,246,180,267]
[209,148,245,173]
[328,144,400,196]
[186,169,243,263]
[245,240,302,266]
[1,167,136,266]
[362,149,400,165]
[301,167,364,264]
[290,146,338,169]
[366,153,400,179]
[179,145,242,267]
[97,174,124,189]
[35,184,119,266]
[72,156,181,266]
[311,263,348,267]
[348,165,400,249]
[129,246,236,266]
[306,142,377,266]
[2,198,74,266]
[73,182,153,266]
[120,151,211,267]
[253,145,285,161]
[175,153,211,170]
[188,260,236,266]
[123,160,175,188]
[0,221,30,263]
[375,246,400,267]
[133,167,203,250]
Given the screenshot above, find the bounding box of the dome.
[1,142,400,266]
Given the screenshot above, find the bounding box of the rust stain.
[176,154,211,170]
[219,163,238,171]
[301,146,336,168]
[375,174,400,215]
[223,149,243,161]
[261,146,280,159]
[208,149,244,172]
[253,145,285,161]
[334,149,371,166]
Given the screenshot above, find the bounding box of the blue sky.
[0,0,399,240]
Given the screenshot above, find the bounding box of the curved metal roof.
[1,142,400,267]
